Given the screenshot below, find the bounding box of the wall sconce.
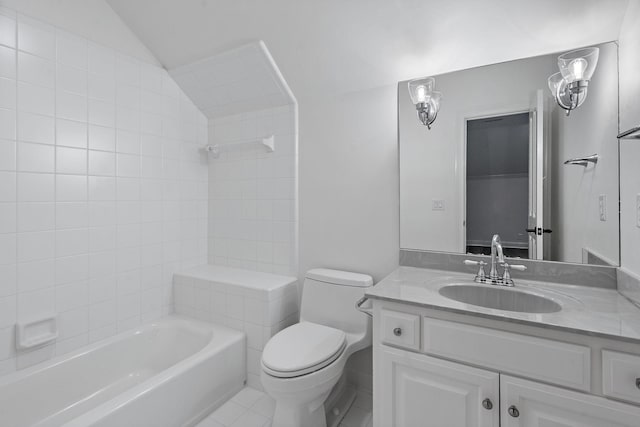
[408,77,442,129]
[547,47,599,116]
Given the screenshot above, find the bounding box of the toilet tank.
[300,269,373,335]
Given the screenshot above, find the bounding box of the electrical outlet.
[636,194,640,228]
[599,194,607,221]
[432,199,445,211]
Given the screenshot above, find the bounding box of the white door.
[501,375,640,427]
[377,346,499,427]
[528,90,545,259]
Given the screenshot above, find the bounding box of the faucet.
[489,234,505,283]
[464,234,528,286]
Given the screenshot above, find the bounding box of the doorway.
[465,112,530,258]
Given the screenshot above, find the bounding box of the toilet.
[260,268,373,427]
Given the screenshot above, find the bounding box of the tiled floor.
[196,387,372,427]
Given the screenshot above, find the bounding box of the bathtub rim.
[0,315,246,426]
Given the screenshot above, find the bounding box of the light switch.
[599,195,607,221]
[432,199,445,211]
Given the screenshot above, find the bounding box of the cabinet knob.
[508,405,520,418]
[636,378,640,390]
[393,327,402,336]
[482,398,493,410]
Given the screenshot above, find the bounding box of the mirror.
[399,41,619,266]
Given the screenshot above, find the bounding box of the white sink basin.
[438,284,562,314]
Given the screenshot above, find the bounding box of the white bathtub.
[0,315,245,427]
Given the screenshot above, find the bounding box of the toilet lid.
[262,322,347,378]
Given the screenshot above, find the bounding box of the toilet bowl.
[260,269,373,427]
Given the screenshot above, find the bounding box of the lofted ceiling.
[169,42,294,118]
[106,0,630,101]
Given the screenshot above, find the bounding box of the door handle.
[526,228,553,235]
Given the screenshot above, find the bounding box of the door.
[527,89,545,260]
[377,346,499,427]
[501,375,640,427]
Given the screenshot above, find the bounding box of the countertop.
[366,266,640,344]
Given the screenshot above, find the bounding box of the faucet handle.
[502,263,526,287]
[464,260,487,283]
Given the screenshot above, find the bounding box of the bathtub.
[0,315,245,427]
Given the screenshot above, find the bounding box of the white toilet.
[260,268,373,427]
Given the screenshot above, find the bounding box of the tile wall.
[207,106,297,276]
[0,7,208,376]
[173,265,299,390]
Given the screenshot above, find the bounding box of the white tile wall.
[173,265,298,390]
[0,7,208,377]
[208,106,297,276]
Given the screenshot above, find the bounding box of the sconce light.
[547,47,599,116]
[408,77,442,129]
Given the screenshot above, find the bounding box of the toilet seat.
[262,322,347,378]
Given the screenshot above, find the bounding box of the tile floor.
[196,386,372,427]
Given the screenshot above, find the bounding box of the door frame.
[460,107,531,253]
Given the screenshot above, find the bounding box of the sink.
[438,284,562,314]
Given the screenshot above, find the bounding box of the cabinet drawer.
[380,309,420,350]
[423,318,591,391]
[602,350,640,404]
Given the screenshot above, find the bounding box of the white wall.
[0,0,159,65]
[298,85,399,283]
[619,0,640,277]
[550,42,619,265]
[208,106,298,276]
[298,85,399,393]
[0,5,208,376]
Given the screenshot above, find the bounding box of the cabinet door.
[377,346,499,427]
[501,375,640,427]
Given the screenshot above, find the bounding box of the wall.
[298,85,399,283]
[208,106,298,276]
[0,0,159,65]
[0,6,208,376]
[619,0,640,289]
[550,42,619,265]
[173,265,298,391]
[398,43,619,265]
[298,86,399,393]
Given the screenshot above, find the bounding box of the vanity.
[383,25,640,425]
[366,265,640,426]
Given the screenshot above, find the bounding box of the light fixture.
[408,77,442,129]
[547,47,599,116]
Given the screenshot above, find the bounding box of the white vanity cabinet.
[372,303,640,427]
[379,346,499,427]
[501,376,640,427]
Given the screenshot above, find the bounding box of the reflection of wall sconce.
[547,47,599,116]
[408,77,442,129]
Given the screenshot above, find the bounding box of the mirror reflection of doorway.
[465,112,530,258]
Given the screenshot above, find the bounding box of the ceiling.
[106,0,630,101]
[169,42,294,118]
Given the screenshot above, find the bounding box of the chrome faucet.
[489,234,505,283]
[464,234,527,287]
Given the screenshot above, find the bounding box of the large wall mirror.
[399,41,620,266]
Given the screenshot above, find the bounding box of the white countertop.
[366,267,640,343]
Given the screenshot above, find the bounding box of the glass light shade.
[547,72,565,97]
[408,77,435,104]
[558,47,599,83]
[428,91,442,112]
